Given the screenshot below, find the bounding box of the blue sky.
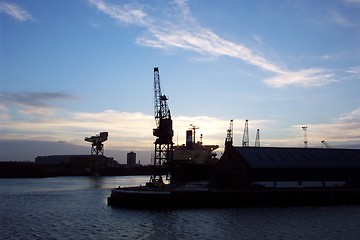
[1,0,360,162]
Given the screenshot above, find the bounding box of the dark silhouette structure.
[150,67,174,184]
[215,146,360,188]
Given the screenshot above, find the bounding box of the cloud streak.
[264,68,336,88]
[0,92,76,117]
[330,9,353,27]
[0,2,33,22]
[0,92,74,108]
[1,103,359,152]
[88,0,336,88]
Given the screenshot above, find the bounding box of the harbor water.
[1,176,360,239]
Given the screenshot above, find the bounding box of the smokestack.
[186,130,193,149]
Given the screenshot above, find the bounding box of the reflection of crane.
[151,67,173,184]
[84,132,108,155]
[242,119,249,147]
[321,140,333,149]
[225,119,233,148]
[255,129,260,147]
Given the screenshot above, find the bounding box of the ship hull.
[108,185,360,208]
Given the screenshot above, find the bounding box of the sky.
[1,0,360,163]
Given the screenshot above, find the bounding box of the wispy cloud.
[88,0,147,26]
[264,68,336,88]
[330,9,353,27]
[339,107,360,121]
[0,2,33,22]
[0,92,73,108]
[346,66,360,78]
[88,0,336,88]
[345,0,360,5]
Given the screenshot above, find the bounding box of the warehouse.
[214,147,360,188]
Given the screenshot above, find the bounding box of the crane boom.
[321,140,333,149]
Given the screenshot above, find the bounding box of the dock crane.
[225,119,233,148]
[150,67,174,185]
[255,129,260,147]
[242,119,249,147]
[302,126,308,148]
[84,132,108,155]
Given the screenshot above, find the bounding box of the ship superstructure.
[173,127,219,165]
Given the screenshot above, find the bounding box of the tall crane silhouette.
[255,129,260,147]
[225,119,233,148]
[302,126,308,148]
[150,67,174,184]
[242,119,249,147]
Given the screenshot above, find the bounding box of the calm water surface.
[1,176,360,239]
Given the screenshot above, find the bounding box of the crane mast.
[225,119,233,148]
[151,67,174,184]
[255,129,260,147]
[242,119,249,147]
[302,126,308,148]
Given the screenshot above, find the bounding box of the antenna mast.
[189,124,199,143]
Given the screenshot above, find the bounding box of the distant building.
[127,151,136,167]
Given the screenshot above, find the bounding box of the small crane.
[84,132,108,156]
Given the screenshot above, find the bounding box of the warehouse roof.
[233,147,360,169]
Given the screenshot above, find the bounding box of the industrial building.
[214,146,360,188]
[35,155,116,170]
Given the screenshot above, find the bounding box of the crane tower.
[255,129,260,147]
[302,126,308,148]
[242,119,249,147]
[84,132,108,156]
[225,119,233,148]
[151,67,174,184]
